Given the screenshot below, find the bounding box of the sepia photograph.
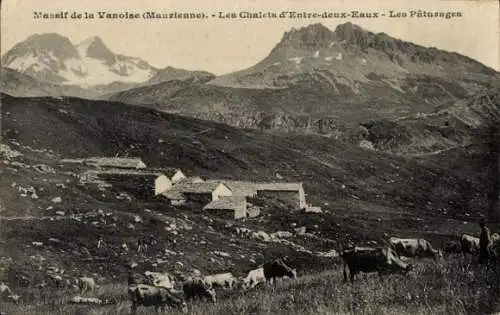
[0,0,499,314]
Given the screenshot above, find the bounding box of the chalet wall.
[234,199,247,219]
[257,190,301,209]
[212,185,233,201]
[155,175,172,195]
[184,193,213,205]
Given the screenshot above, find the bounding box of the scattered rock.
[33,164,56,174]
[51,197,62,203]
[251,231,271,242]
[316,250,338,258]
[294,226,307,235]
[359,140,375,150]
[213,251,230,258]
[305,206,322,213]
[271,231,293,239]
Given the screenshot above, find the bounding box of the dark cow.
[128,284,188,314]
[342,246,412,282]
[182,278,217,303]
[263,259,297,284]
[443,240,462,254]
[460,234,480,255]
[127,272,150,287]
[389,237,443,260]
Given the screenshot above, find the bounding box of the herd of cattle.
[124,234,499,313]
[127,258,296,313]
[0,233,497,313]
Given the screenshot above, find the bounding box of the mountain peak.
[277,23,336,50]
[333,22,372,45]
[77,36,115,64]
[1,33,79,67]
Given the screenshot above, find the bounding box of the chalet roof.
[84,169,162,176]
[256,182,303,192]
[63,157,146,169]
[161,181,228,199]
[181,182,229,194]
[206,180,257,197]
[161,190,184,200]
[203,196,246,210]
[178,176,204,184]
[161,167,183,178]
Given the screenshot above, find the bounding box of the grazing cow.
[70,296,103,305]
[242,267,265,289]
[182,278,216,303]
[460,234,480,255]
[263,259,297,284]
[389,237,443,260]
[7,294,21,304]
[0,282,20,305]
[492,233,500,245]
[144,271,175,289]
[204,272,238,290]
[128,284,188,314]
[0,282,13,296]
[342,246,412,282]
[443,240,462,254]
[75,277,96,295]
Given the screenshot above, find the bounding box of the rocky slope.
[109,22,500,132]
[362,88,500,155]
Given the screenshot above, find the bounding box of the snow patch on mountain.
[2,34,158,86]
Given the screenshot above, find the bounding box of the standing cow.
[242,267,265,289]
[182,278,217,303]
[460,234,480,255]
[389,237,443,260]
[342,246,412,282]
[128,284,188,314]
[144,271,175,289]
[263,259,297,285]
[204,272,238,290]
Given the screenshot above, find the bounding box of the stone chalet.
[80,168,163,200]
[154,168,187,195]
[60,157,146,169]
[203,196,248,219]
[161,181,232,206]
[205,180,258,197]
[256,182,307,210]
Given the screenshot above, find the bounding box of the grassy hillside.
[1,93,498,313]
[2,94,494,230]
[2,256,499,315]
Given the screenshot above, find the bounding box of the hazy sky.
[1,0,499,75]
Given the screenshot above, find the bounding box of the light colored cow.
[0,282,13,296]
[144,271,175,289]
[204,272,238,290]
[389,237,443,260]
[0,282,19,304]
[70,296,103,305]
[242,267,265,289]
[461,234,480,255]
